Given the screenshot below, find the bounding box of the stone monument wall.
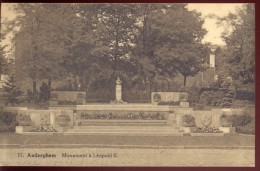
[18,109,74,132]
[151,92,188,104]
[174,108,245,128]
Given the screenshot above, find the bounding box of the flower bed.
[193,127,223,133]
[80,112,166,120]
[31,125,57,132]
[158,101,180,106]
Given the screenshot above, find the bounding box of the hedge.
[235,90,255,101]
[0,111,17,132]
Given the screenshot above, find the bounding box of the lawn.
[0,133,255,148]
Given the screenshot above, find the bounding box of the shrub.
[182,114,196,127]
[236,117,255,134]
[235,90,255,101]
[220,90,234,107]
[229,114,253,127]
[153,93,161,102]
[39,82,50,102]
[55,84,75,91]
[220,113,253,127]
[0,111,17,125]
[197,88,234,108]
[188,85,200,107]
[199,90,224,107]
[37,101,49,109]
[26,89,34,103]
[2,76,23,106]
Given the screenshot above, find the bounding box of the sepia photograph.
[0,3,255,167]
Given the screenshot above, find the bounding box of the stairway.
[64,119,184,136]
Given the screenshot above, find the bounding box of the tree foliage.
[0,33,8,75]
[137,5,209,86]
[218,4,255,85]
[4,3,210,92]
[3,76,23,106]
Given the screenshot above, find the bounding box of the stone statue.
[115,77,122,102]
[115,77,122,85]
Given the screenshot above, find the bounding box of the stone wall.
[18,109,74,132]
[174,108,245,128]
[15,106,246,133]
[151,92,188,104]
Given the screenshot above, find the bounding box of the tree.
[59,4,114,92]
[158,44,209,86]
[3,3,212,98]
[6,4,77,94]
[39,82,50,102]
[95,4,139,76]
[0,33,8,75]
[219,4,255,85]
[144,4,209,86]
[3,76,23,106]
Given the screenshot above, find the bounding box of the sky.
[1,3,244,54]
[187,3,243,45]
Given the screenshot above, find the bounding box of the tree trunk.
[48,78,51,88]
[33,80,37,104]
[184,76,187,87]
[48,77,52,100]
[113,17,120,76]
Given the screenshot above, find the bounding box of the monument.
[115,77,122,102]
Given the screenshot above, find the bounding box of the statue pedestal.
[116,84,122,101]
[111,77,126,104]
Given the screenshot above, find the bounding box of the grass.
[0,133,255,147]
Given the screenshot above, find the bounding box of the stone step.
[79,123,170,126]
[72,126,179,129]
[67,130,183,134]
[68,128,181,132]
[63,132,184,136]
[79,119,170,123]
[67,125,184,134]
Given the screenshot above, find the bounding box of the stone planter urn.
[56,115,71,127]
[220,114,232,127]
[17,115,31,126]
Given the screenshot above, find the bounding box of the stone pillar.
[115,77,122,101]
[50,111,56,127]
